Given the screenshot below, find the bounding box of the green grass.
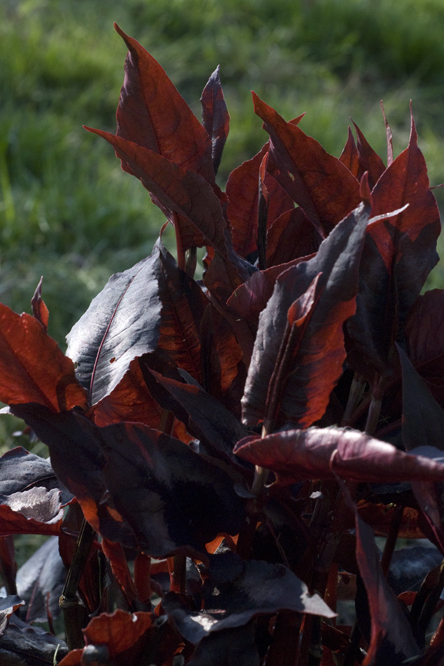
[1,0,444,453]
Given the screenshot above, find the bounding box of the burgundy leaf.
[30,277,49,333]
[227,256,312,326]
[66,242,163,406]
[115,24,214,184]
[406,289,444,407]
[234,426,444,485]
[352,120,386,190]
[341,485,421,665]
[265,207,321,268]
[253,93,361,237]
[242,201,370,428]
[201,65,230,176]
[226,144,294,259]
[399,344,444,452]
[348,114,441,376]
[0,304,87,412]
[86,128,234,260]
[10,405,245,559]
[339,127,359,178]
[58,608,179,666]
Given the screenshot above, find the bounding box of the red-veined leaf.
[253,93,361,237]
[30,276,49,333]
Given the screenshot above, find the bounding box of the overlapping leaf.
[352,120,386,190]
[10,404,245,558]
[201,66,230,176]
[0,447,71,537]
[265,207,321,267]
[348,114,441,376]
[253,94,361,237]
[226,144,294,259]
[58,609,179,666]
[339,127,359,177]
[0,304,87,412]
[0,614,68,665]
[234,426,444,484]
[241,200,370,428]
[66,242,164,405]
[115,24,214,183]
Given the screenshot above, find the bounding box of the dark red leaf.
[341,485,421,664]
[0,304,87,412]
[101,539,138,608]
[66,242,163,406]
[339,127,359,178]
[234,426,444,484]
[58,608,179,666]
[186,623,259,666]
[0,537,16,596]
[201,65,230,176]
[399,344,444,452]
[115,24,214,184]
[265,207,321,267]
[10,405,245,559]
[227,256,312,326]
[406,289,444,407]
[357,504,424,539]
[352,120,386,190]
[30,277,49,333]
[253,93,361,237]
[86,127,234,260]
[348,114,441,376]
[226,145,294,259]
[241,201,370,428]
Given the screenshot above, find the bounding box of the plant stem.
[60,517,95,649]
[341,373,366,426]
[364,374,383,435]
[168,554,187,595]
[173,212,185,272]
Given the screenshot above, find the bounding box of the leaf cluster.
[1,24,444,666]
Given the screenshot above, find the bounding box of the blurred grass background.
[2,0,444,451]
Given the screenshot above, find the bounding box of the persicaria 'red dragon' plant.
[1,23,444,666]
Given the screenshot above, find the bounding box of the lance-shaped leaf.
[352,120,386,190]
[399,345,444,452]
[148,371,250,465]
[253,93,361,237]
[265,207,321,268]
[0,304,87,412]
[201,65,230,176]
[226,144,294,259]
[0,614,68,665]
[241,201,370,428]
[0,447,71,537]
[339,127,359,178]
[164,554,334,646]
[86,128,234,260]
[227,256,312,325]
[341,484,421,665]
[348,113,441,376]
[12,536,66,624]
[58,609,180,666]
[234,427,444,485]
[115,24,214,184]
[66,242,163,406]
[10,405,244,559]
[30,277,49,333]
[406,289,444,408]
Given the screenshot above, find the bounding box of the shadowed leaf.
[352,120,386,190]
[0,304,87,412]
[0,596,24,638]
[265,207,321,267]
[253,93,360,237]
[187,623,259,666]
[201,66,230,176]
[0,614,68,665]
[234,426,444,484]
[339,127,359,178]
